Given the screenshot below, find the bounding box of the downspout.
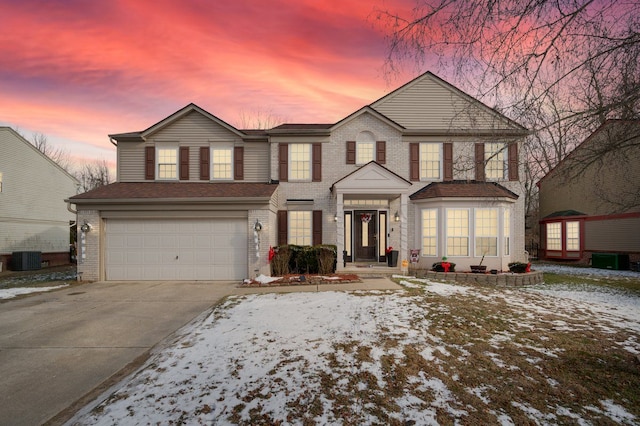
[66,201,77,214]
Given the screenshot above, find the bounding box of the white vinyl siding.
[446,209,469,256]
[288,211,312,245]
[475,208,498,256]
[420,143,441,180]
[422,209,437,256]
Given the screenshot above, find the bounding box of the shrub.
[271,244,337,275]
[508,262,530,273]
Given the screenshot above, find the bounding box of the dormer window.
[157,145,178,180]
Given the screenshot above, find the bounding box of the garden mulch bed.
[240,273,361,287]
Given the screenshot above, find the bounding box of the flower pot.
[470,265,487,273]
[387,250,399,267]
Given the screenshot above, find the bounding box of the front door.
[354,210,377,262]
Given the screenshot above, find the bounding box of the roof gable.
[331,106,405,132]
[370,72,527,133]
[141,103,245,139]
[332,161,412,194]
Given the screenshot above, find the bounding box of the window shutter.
[145,146,155,180]
[508,143,519,181]
[346,141,356,164]
[179,146,189,180]
[279,143,288,182]
[409,143,419,181]
[234,146,244,180]
[443,143,453,181]
[313,210,322,246]
[312,143,321,182]
[200,146,210,180]
[475,143,485,181]
[376,141,386,164]
[277,210,288,246]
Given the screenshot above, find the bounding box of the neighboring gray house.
[0,127,79,270]
[68,72,529,281]
[538,120,640,265]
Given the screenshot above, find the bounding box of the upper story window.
[420,143,441,180]
[212,147,232,180]
[485,142,506,180]
[356,131,375,164]
[289,143,311,181]
[157,146,178,180]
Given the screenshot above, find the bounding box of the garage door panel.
[106,218,247,281]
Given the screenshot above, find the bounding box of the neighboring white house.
[0,127,79,270]
[69,71,529,281]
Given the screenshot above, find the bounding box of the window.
[475,208,498,256]
[504,209,510,256]
[485,142,506,179]
[566,221,580,251]
[420,143,441,180]
[356,131,375,164]
[422,209,438,256]
[288,211,312,245]
[212,147,232,180]
[157,147,178,179]
[546,222,562,250]
[0,172,3,192]
[446,209,469,256]
[289,144,310,181]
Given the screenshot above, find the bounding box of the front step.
[339,263,402,277]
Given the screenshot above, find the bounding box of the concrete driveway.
[0,277,400,425]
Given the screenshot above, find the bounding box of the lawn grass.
[543,272,640,293]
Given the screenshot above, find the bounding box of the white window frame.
[503,208,511,256]
[546,222,562,251]
[475,208,498,257]
[289,144,311,181]
[356,140,375,164]
[156,144,178,180]
[485,142,506,180]
[446,208,469,257]
[420,143,442,180]
[421,208,438,256]
[211,145,233,180]
[566,221,580,251]
[288,211,312,245]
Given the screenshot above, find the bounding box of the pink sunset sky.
[0,0,427,171]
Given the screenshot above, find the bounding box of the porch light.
[254,219,263,232]
[334,214,338,222]
[394,212,400,222]
[80,221,92,233]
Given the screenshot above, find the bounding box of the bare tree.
[24,131,73,172]
[375,0,640,216]
[76,159,112,192]
[237,108,288,130]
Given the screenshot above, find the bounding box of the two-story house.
[538,120,640,266]
[1,127,79,270]
[68,72,528,281]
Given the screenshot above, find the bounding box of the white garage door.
[105,218,247,280]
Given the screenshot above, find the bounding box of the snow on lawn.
[70,278,640,425]
[0,284,69,299]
